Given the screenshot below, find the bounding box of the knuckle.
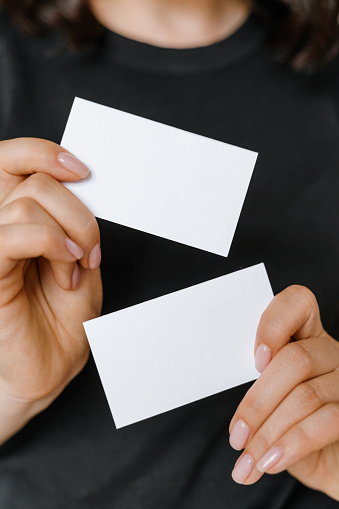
[292,423,310,448]
[264,314,283,336]
[249,430,270,455]
[294,381,323,411]
[280,342,314,376]
[239,390,264,418]
[3,197,37,223]
[25,172,55,196]
[81,215,100,245]
[285,285,317,312]
[257,310,284,343]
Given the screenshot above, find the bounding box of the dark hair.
[1,0,339,71]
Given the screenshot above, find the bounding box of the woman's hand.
[0,138,103,444]
[229,285,339,501]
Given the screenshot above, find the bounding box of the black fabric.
[0,10,339,509]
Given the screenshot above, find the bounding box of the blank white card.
[85,264,273,428]
[62,97,257,256]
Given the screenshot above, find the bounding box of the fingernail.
[57,152,89,178]
[257,446,284,473]
[232,454,254,484]
[65,238,84,259]
[72,264,80,290]
[255,344,272,373]
[229,420,251,450]
[89,243,101,269]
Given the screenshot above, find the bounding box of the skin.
[230,286,339,500]
[0,139,103,443]
[89,0,252,48]
[0,0,338,502]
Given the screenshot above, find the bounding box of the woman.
[0,0,338,507]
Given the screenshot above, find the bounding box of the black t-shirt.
[0,10,339,509]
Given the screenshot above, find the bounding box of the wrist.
[0,387,58,446]
[326,478,339,502]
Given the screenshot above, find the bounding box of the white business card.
[84,264,273,428]
[62,97,257,256]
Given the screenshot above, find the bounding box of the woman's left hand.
[229,285,339,501]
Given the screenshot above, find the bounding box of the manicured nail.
[72,264,80,290]
[232,454,254,484]
[257,446,284,473]
[229,420,251,450]
[57,152,89,178]
[65,238,84,259]
[89,243,101,269]
[255,344,272,373]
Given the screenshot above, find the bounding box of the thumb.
[254,285,326,372]
[0,138,89,183]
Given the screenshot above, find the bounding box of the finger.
[0,138,89,181]
[254,285,325,372]
[232,403,339,485]
[24,257,79,294]
[2,175,101,269]
[0,138,89,204]
[256,403,339,477]
[0,223,83,300]
[0,197,83,290]
[231,370,339,484]
[229,336,339,440]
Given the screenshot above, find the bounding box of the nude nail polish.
[257,446,284,473]
[72,264,80,290]
[89,243,101,269]
[232,454,254,484]
[65,238,84,260]
[229,420,251,450]
[57,152,90,178]
[255,344,272,373]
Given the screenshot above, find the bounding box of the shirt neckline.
[99,13,266,76]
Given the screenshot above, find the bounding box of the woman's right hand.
[0,138,103,444]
